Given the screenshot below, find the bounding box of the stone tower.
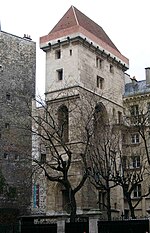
[33,6,129,220]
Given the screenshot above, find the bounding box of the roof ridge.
[72,6,79,25]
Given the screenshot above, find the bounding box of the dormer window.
[55,49,61,59]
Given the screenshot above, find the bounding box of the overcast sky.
[1,0,150,96]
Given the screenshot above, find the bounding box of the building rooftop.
[50,6,119,52]
[124,80,150,97]
[40,6,129,66]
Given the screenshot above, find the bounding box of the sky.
[1,0,150,96]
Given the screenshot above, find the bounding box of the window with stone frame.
[133,184,141,198]
[130,105,139,116]
[110,64,114,73]
[96,56,103,69]
[97,76,104,89]
[55,49,61,59]
[57,69,63,81]
[99,191,106,210]
[40,153,46,164]
[132,155,140,168]
[131,133,139,144]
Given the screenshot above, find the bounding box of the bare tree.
[31,95,90,222]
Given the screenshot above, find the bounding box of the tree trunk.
[126,194,136,219]
[69,190,77,222]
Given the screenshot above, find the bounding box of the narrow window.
[14,154,19,161]
[130,105,139,116]
[4,153,8,160]
[122,156,127,169]
[99,191,106,210]
[57,69,63,81]
[41,153,46,164]
[55,49,61,59]
[6,93,11,101]
[70,49,72,56]
[5,123,10,129]
[96,57,103,69]
[118,111,122,124]
[110,64,114,73]
[58,105,69,142]
[97,76,104,89]
[33,184,39,208]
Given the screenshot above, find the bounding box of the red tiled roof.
[50,6,119,52]
[40,6,129,66]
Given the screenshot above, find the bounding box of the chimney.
[145,67,150,86]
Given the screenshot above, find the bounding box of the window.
[110,64,114,73]
[57,69,63,81]
[6,93,11,101]
[14,154,19,161]
[132,156,140,168]
[118,111,122,124]
[96,57,103,69]
[58,105,69,142]
[33,184,39,208]
[130,105,139,116]
[131,133,139,144]
[97,76,104,89]
[122,156,127,169]
[41,153,46,163]
[147,103,150,122]
[55,49,61,59]
[70,49,72,56]
[5,123,10,129]
[133,184,141,198]
[99,191,106,210]
[4,153,8,160]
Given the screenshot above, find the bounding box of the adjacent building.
[0,29,36,221]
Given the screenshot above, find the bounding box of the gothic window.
[94,103,108,136]
[58,105,69,142]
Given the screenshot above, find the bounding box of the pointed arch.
[58,105,69,142]
[94,102,108,136]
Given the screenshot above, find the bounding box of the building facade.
[0,30,36,221]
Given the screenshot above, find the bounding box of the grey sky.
[1,0,150,96]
